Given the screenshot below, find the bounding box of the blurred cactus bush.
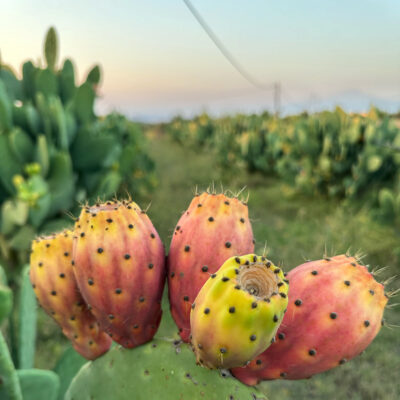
[0,27,155,272]
[165,108,400,222]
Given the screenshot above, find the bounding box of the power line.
[182,0,274,92]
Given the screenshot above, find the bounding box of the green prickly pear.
[190,254,288,369]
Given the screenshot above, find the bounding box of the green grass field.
[36,132,400,399]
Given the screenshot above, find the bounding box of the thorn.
[383,275,398,286]
[372,266,389,276]
[386,303,400,309]
[387,288,400,298]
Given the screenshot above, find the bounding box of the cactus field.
[0,27,399,400]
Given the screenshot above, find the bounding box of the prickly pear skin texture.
[72,200,166,349]
[191,254,288,369]
[231,254,388,384]
[29,230,112,360]
[65,339,268,400]
[168,192,254,342]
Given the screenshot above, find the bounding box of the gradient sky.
[1,0,399,120]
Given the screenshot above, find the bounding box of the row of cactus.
[0,190,392,399]
[0,27,156,276]
[164,108,400,220]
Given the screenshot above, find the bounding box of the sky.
[1,0,399,121]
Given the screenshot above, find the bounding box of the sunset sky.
[1,0,399,121]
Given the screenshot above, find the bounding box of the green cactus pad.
[65,339,268,400]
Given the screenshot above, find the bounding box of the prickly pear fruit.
[29,230,111,360]
[190,254,288,369]
[72,200,165,348]
[168,192,254,342]
[231,254,388,383]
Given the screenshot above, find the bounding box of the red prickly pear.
[168,192,254,342]
[72,200,165,349]
[231,254,388,383]
[29,230,111,360]
[190,254,288,369]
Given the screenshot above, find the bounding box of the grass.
[35,131,400,399]
[141,132,400,400]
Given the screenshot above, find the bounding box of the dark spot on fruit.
[271,337,276,344]
[278,332,285,340]
[184,245,190,252]
[251,302,257,309]
[235,257,241,264]
[204,308,210,314]
[80,232,85,238]
[59,273,65,278]
[311,270,318,275]
[211,274,216,278]
[106,218,113,223]
[364,320,370,327]
[150,233,155,239]
[124,254,131,260]
[245,260,250,266]
[191,303,195,309]
[208,217,214,222]
[115,288,122,294]
[197,204,202,207]
[235,269,239,274]
[176,226,180,231]
[225,242,231,248]
[280,293,287,298]
[64,252,69,257]
[170,272,175,278]
[38,262,43,267]
[46,243,50,248]
[280,372,287,378]
[278,282,284,287]
[70,316,75,321]
[225,201,230,205]
[324,257,331,261]
[330,312,337,319]
[369,289,375,295]
[339,358,347,365]
[133,324,139,329]
[202,265,208,272]
[183,296,189,301]
[148,263,154,269]
[309,349,316,356]
[250,334,257,341]
[240,218,245,223]
[294,299,302,306]
[344,280,351,286]
[222,277,229,282]
[273,315,278,322]
[234,285,241,290]
[88,279,94,286]
[51,291,56,296]
[198,343,203,349]
[266,261,271,268]
[97,248,104,254]
[128,224,134,229]
[139,296,145,302]
[229,306,235,313]
[256,359,262,365]
[274,268,280,274]
[220,348,227,354]
[351,262,357,267]
[108,314,114,320]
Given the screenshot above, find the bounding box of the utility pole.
[273,82,281,117]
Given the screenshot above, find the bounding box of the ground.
[36,132,400,400]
